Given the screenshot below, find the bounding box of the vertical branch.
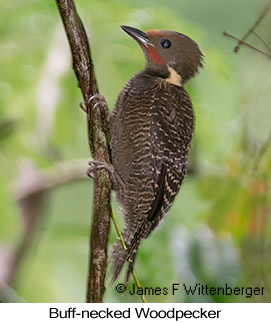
[55,0,112,302]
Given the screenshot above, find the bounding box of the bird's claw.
[80,102,87,113]
[87,160,107,178]
[88,94,106,105]
[87,160,125,193]
[89,94,108,112]
[79,94,108,114]
[87,160,114,179]
[85,94,110,122]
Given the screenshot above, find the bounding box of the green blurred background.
[0,0,270,303]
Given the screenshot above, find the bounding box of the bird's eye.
[160,39,172,49]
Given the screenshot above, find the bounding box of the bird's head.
[121,25,203,86]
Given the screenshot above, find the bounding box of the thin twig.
[111,214,147,303]
[251,31,271,54]
[234,0,271,53]
[223,32,271,59]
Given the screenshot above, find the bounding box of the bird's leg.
[80,94,110,123]
[87,160,125,193]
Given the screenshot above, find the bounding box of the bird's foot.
[87,160,125,192]
[87,160,113,178]
[80,94,110,123]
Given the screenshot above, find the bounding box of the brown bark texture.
[55,0,112,303]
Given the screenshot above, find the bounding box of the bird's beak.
[121,25,153,47]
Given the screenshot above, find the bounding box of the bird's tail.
[111,219,152,284]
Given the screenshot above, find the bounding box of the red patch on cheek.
[147,46,165,64]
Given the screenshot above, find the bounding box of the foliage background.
[0,0,270,302]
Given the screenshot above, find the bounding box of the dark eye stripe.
[160,39,172,49]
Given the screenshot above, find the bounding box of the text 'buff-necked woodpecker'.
[90,25,203,283]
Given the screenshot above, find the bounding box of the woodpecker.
[90,26,203,283]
